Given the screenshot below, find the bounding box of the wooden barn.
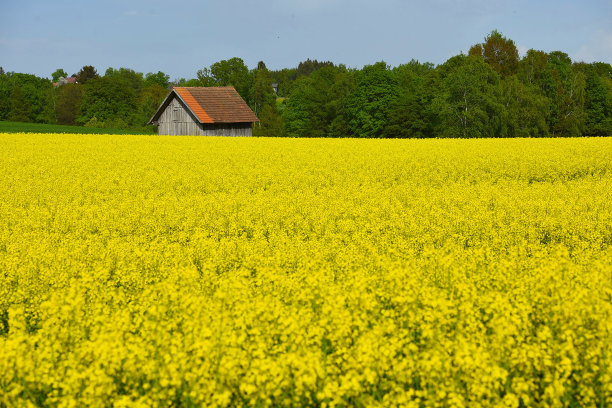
[148,87,259,136]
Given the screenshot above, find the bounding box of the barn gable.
[148,86,258,136]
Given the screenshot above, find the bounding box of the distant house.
[148,87,259,136]
[271,83,279,94]
[54,76,77,87]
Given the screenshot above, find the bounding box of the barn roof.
[148,86,259,124]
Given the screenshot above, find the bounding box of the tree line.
[1,31,611,137]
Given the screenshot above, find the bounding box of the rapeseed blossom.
[0,134,611,407]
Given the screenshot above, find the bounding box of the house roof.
[149,86,259,124]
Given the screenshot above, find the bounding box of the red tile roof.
[174,87,258,124]
[174,87,214,123]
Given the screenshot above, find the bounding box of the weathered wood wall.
[156,96,252,136]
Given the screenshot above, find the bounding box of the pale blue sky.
[1,0,611,80]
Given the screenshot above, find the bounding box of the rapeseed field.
[1,133,611,408]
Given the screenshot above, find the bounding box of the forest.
[1,31,611,138]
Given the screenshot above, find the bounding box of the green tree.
[384,61,436,138]
[0,76,10,119]
[197,57,252,101]
[136,84,168,126]
[55,84,83,125]
[144,71,170,88]
[518,49,549,86]
[269,68,297,97]
[0,72,54,123]
[52,69,68,82]
[284,66,354,138]
[253,63,276,115]
[433,55,503,138]
[79,77,137,126]
[295,59,335,77]
[574,63,612,136]
[540,52,586,136]
[499,76,550,137]
[469,30,519,78]
[104,67,144,94]
[76,65,99,84]
[343,62,400,138]
[253,104,284,137]
[8,86,31,122]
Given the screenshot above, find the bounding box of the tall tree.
[253,104,284,137]
[469,30,519,78]
[269,68,297,97]
[253,64,275,115]
[55,84,83,125]
[76,65,99,84]
[499,76,550,137]
[144,71,170,88]
[197,57,252,101]
[8,86,31,122]
[384,61,436,138]
[434,55,503,138]
[542,52,586,136]
[104,67,144,95]
[574,62,612,136]
[136,84,168,126]
[284,66,353,138]
[296,59,334,77]
[518,49,549,86]
[79,77,137,125]
[0,73,54,123]
[343,62,400,138]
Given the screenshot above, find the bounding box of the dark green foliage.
[344,62,399,138]
[518,50,587,136]
[577,63,612,136]
[0,72,54,123]
[295,59,335,78]
[0,121,155,134]
[79,77,138,125]
[545,53,586,136]
[253,104,284,137]
[283,66,354,138]
[104,67,144,95]
[469,30,519,78]
[136,84,168,126]
[384,61,437,138]
[251,62,286,137]
[433,56,503,138]
[9,86,31,122]
[519,49,550,86]
[197,57,252,102]
[144,71,170,89]
[499,76,550,137]
[269,68,297,97]
[253,64,276,116]
[75,65,99,84]
[55,84,83,125]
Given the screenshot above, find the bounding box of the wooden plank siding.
[156,96,252,136]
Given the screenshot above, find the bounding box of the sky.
[1,0,611,80]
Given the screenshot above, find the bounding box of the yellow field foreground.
[1,133,612,407]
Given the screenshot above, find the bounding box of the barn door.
[172,102,180,135]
